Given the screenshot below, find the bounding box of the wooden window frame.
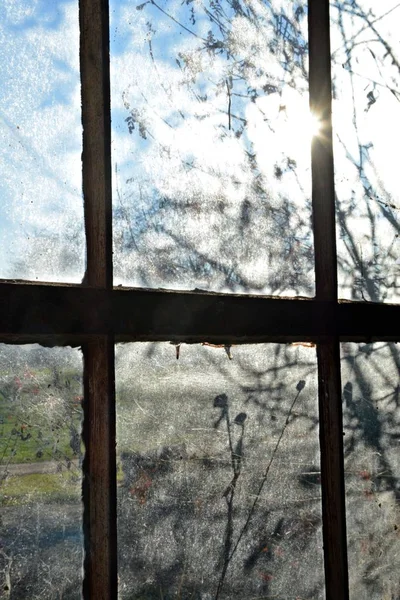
[0,1,398,599]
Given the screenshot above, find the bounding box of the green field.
[1,471,81,506]
[0,365,84,506]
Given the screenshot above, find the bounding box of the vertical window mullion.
[80,0,117,598]
[83,338,116,600]
[308,0,338,304]
[316,339,348,599]
[308,1,349,599]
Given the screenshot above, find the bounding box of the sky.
[330,0,400,302]
[0,0,84,282]
[0,0,399,300]
[110,0,315,296]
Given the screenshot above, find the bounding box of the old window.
[0,1,399,599]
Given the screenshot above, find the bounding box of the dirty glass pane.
[0,345,84,599]
[0,1,84,283]
[116,343,324,599]
[331,2,400,302]
[341,342,400,599]
[111,1,315,296]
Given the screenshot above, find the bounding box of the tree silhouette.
[112,0,314,295]
[3,1,400,598]
[110,1,400,597]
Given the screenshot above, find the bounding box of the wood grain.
[82,338,117,600]
[80,0,113,290]
[79,0,116,597]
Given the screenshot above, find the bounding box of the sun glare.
[274,103,322,159]
[308,112,322,138]
[268,94,323,156]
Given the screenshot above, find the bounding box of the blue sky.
[0,0,83,282]
[1,0,399,300]
[109,0,316,295]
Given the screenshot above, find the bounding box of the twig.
[214,381,305,599]
[226,79,232,130]
[149,0,206,41]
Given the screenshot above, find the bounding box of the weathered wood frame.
[0,0,398,598]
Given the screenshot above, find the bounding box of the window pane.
[111,1,314,296]
[0,345,84,598]
[0,1,84,283]
[341,342,400,599]
[116,343,324,598]
[331,2,400,303]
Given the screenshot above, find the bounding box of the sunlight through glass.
[308,113,322,139]
[111,0,314,297]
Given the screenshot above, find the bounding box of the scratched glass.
[116,342,324,598]
[0,1,84,282]
[0,345,84,599]
[110,1,314,296]
[341,342,400,599]
[331,2,400,302]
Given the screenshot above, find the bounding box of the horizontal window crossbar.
[1,281,399,343]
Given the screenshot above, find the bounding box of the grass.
[0,366,83,465]
[0,471,81,506]
[117,460,125,484]
[0,367,84,505]
[0,417,82,465]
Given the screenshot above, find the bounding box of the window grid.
[0,1,398,599]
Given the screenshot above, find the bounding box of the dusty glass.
[116,342,324,598]
[331,2,400,302]
[341,342,400,599]
[111,1,315,296]
[0,345,84,599]
[0,1,84,283]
